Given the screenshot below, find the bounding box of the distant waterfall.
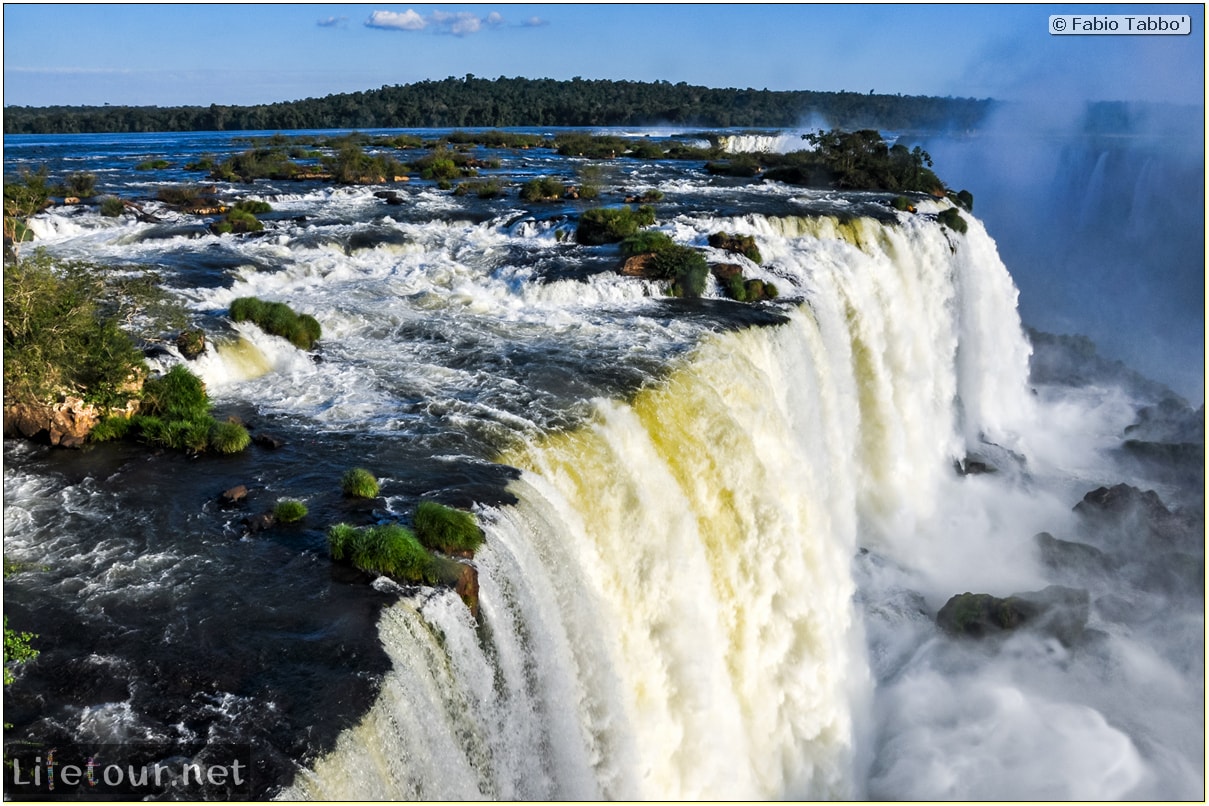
[283,209,1035,800]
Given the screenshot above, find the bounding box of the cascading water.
[4,129,1201,801]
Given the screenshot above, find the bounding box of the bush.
[937,206,968,234]
[274,499,308,523]
[651,244,710,298]
[88,415,134,443]
[520,176,566,202]
[620,230,675,257]
[99,196,126,217]
[234,199,272,215]
[891,195,913,211]
[213,208,263,235]
[413,501,484,554]
[708,232,762,264]
[229,297,321,350]
[4,167,51,248]
[65,172,97,198]
[209,420,251,453]
[341,467,380,499]
[575,205,656,245]
[955,189,974,211]
[135,159,171,171]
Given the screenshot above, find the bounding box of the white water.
[283,209,1203,801]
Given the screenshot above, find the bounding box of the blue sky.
[2,3,1204,107]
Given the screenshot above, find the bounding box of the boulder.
[252,433,284,450]
[710,262,744,282]
[1073,483,1195,547]
[620,253,658,278]
[1033,531,1116,576]
[936,585,1090,644]
[454,563,480,619]
[219,485,248,506]
[243,512,276,533]
[4,394,139,447]
[176,329,206,360]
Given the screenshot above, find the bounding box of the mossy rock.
[707,232,762,264]
[413,501,484,555]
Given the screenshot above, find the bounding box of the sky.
[2,3,1204,108]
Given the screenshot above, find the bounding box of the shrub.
[234,199,272,215]
[88,415,134,443]
[576,205,656,245]
[520,176,566,202]
[213,208,263,235]
[155,185,206,208]
[620,230,675,257]
[577,183,601,200]
[135,159,171,171]
[4,167,51,248]
[651,244,710,298]
[274,499,308,523]
[454,180,502,199]
[65,172,97,198]
[99,196,126,217]
[211,148,301,182]
[937,206,968,234]
[891,195,913,211]
[228,297,321,350]
[413,501,484,554]
[4,615,38,686]
[955,189,974,211]
[341,467,380,499]
[209,420,251,454]
[708,232,762,264]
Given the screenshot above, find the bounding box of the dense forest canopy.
[3,75,994,134]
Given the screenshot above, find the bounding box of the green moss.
[413,501,484,554]
[273,498,308,523]
[341,467,380,499]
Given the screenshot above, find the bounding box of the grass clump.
[575,205,656,245]
[520,176,566,202]
[229,296,321,350]
[620,230,675,257]
[209,420,251,453]
[413,501,484,554]
[328,522,461,585]
[273,498,308,523]
[99,196,126,217]
[341,467,380,499]
[213,207,263,235]
[650,244,710,298]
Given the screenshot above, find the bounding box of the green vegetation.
[4,77,994,134]
[763,129,943,193]
[209,419,251,453]
[99,196,126,217]
[4,167,51,248]
[328,522,462,585]
[937,206,969,234]
[413,501,484,554]
[3,252,147,408]
[953,189,974,211]
[576,205,656,245]
[724,275,779,302]
[705,153,762,178]
[273,498,308,523]
[64,171,97,198]
[708,232,762,264]
[135,159,171,171]
[891,195,914,212]
[520,176,566,202]
[4,615,38,687]
[341,467,380,499]
[234,199,272,215]
[620,230,675,257]
[650,244,710,298]
[213,208,264,235]
[211,147,302,182]
[228,296,321,350]
[324,142,406,184]
[454,180,503,199]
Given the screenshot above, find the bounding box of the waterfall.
[283,210,1037,800]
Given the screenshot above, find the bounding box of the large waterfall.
[284,210,1050,800]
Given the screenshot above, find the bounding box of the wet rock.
[4,394,138,447]
[955,454,996,475]
[936,585,1090,645]
[620,252,658,278]
[1074,483,1195,547]
[219,485,248,506]
[243,512,276,533]
[252,433,284,450]
[1034,531,1116,576]
[176,329,206,360]
[454,562,480,619]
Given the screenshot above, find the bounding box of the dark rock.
[1034,531,1115,576]
[619,253,658,278]
[936,585,1090,644]
[219,485,248,506]
[243,512,276,533]
[955,454,996,475]
[252,433,284,450]
[1073,483,1195,547]
[175,329,206,360]
[710,262,744,282]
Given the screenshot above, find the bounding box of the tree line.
[3,75,994,134]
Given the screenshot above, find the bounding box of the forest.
[3,75,993,134]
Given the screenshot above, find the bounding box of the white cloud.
[317,16,347,28]
[365,9,426,31]
[522,16,548,27]
[365,9,520,36]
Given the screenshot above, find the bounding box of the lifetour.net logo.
[3,743,253,799]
